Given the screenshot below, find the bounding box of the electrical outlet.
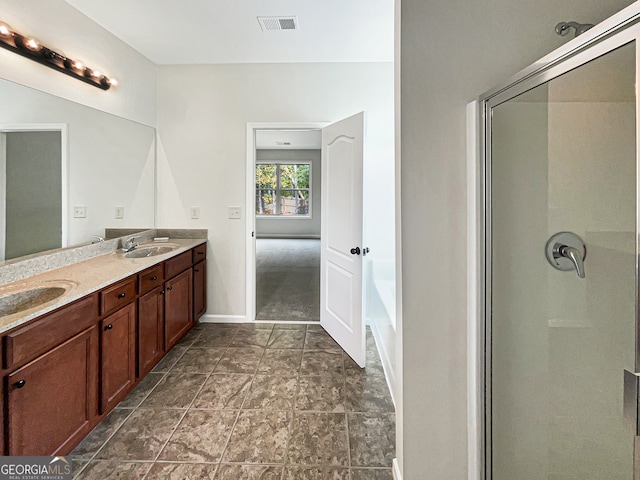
[114,206,124,219]
[73,206,87,218]
[190,206,201,219]
[228,206,241,219]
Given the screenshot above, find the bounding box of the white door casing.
[320,112,365,367]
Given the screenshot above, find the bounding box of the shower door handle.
[545,232,587,279]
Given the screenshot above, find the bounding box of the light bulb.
[0,22,12,38]
[73,60,84,70]
[108,77,118,87]
[24,37,41,51]
[91,69,102,78]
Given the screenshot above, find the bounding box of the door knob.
[14,380,26,389]
[545,232,586,278]
[350,247,361,255]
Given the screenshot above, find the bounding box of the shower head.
[555,21,595,38]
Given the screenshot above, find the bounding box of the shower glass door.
[487,37,637,479]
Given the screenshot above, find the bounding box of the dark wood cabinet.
[100,303,136,413]
[137,286,165,377]
[1,241,206,455]
[165,269,193,350]
[193,260,206,320]
[138,265,164,296]
[6,326,98,455]
[100,278,136,315]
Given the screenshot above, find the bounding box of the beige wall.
[156,62,394,318]
[399,0,634,478]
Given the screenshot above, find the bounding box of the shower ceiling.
[63,0,394,64]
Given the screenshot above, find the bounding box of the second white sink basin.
[125,244,179,258]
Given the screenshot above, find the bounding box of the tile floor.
[72,323,395,479]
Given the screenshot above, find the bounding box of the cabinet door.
[100,303,136,413]
[138,286,165,377]
[165,269,193,350]
[7,326,98,456]
[193,260,207,320]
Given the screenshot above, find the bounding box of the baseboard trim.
[393,458,402,480]
[199,314,322,326]
[199,314,248,324]
[368,317,397,407]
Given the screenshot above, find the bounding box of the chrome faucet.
[121,236,139,252]
[90,235,105,244]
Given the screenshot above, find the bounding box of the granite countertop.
[0,238,206,335]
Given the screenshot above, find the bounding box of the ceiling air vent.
[258,16,299,31]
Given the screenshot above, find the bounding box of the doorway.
[0,125,67,261]
[246,115,367,366]
[253,131,322,322]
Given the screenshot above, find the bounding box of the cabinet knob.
[160,290,165,295]
[151,276,158,281]
[14,380,26,389]
[194,269,199,272]
[167,286,173,291]
[117,292,126,299]
[105,324,113,330]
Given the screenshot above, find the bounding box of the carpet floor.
[256,239,320,322]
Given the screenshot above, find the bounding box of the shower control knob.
[545,232,587,278]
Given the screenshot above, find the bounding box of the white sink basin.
[124,244,179,258]
[0,280,77,317]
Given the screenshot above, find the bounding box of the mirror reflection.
[0,78,155,262]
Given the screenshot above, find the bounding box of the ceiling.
[64,0,394,65]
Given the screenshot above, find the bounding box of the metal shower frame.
[476,3,640,479]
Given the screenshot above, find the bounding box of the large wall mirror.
[0,78,155,263]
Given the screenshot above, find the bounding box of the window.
[256,163,311,216]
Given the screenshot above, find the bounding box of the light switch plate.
[190,206,201,219]
[114,206,124,219]
[73,206,87,218]
[228,206,241,219]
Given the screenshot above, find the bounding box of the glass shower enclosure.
[480,5,640,479]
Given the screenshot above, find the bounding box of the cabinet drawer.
[4,293,99,370]
[138,265,164,296]
[100,278,135,315]
[192,243,206,264]
[165,251,191,279]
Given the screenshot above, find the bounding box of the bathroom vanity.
[0,237,207,456]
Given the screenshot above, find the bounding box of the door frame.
[245,122,328,323]
[0,123,68,261]
[473,4,640,479]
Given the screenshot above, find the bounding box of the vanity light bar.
[0,21,117,91]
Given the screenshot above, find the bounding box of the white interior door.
[320,112,365,367]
